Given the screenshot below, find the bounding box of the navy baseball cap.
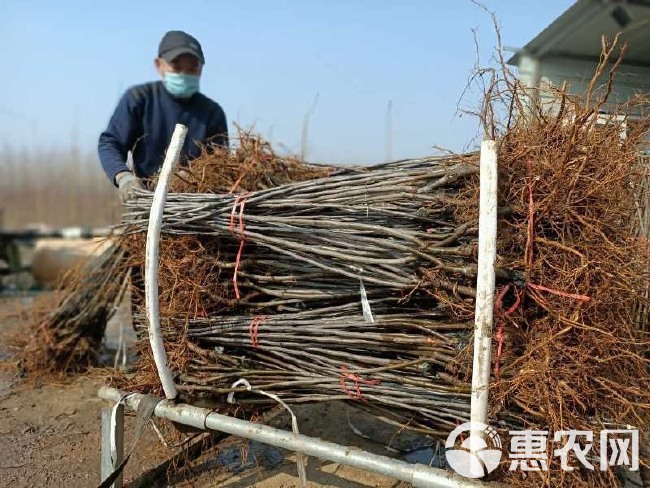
[158,30,205,64]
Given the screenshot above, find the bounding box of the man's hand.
[116,172,144,203]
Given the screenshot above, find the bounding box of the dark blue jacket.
[98,81,228,185]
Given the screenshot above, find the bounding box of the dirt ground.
[0,293,438,488]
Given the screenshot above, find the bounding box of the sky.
[0,0,575,165]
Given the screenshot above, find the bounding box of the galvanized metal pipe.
[98,386,501,488]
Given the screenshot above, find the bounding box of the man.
[98,30,229,202]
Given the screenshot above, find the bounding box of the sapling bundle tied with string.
[119,142,484,437]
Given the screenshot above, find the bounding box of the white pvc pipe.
[470,140,499,434]
[145,123,188,400]
[99,386,502,488]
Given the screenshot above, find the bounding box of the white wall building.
[507,0,650,114]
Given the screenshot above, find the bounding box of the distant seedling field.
[0,147,121,229]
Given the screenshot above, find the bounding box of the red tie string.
[229,193,249,300]
[339,365,380,402]
[249,315,268,349]
[493,284,525,379]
